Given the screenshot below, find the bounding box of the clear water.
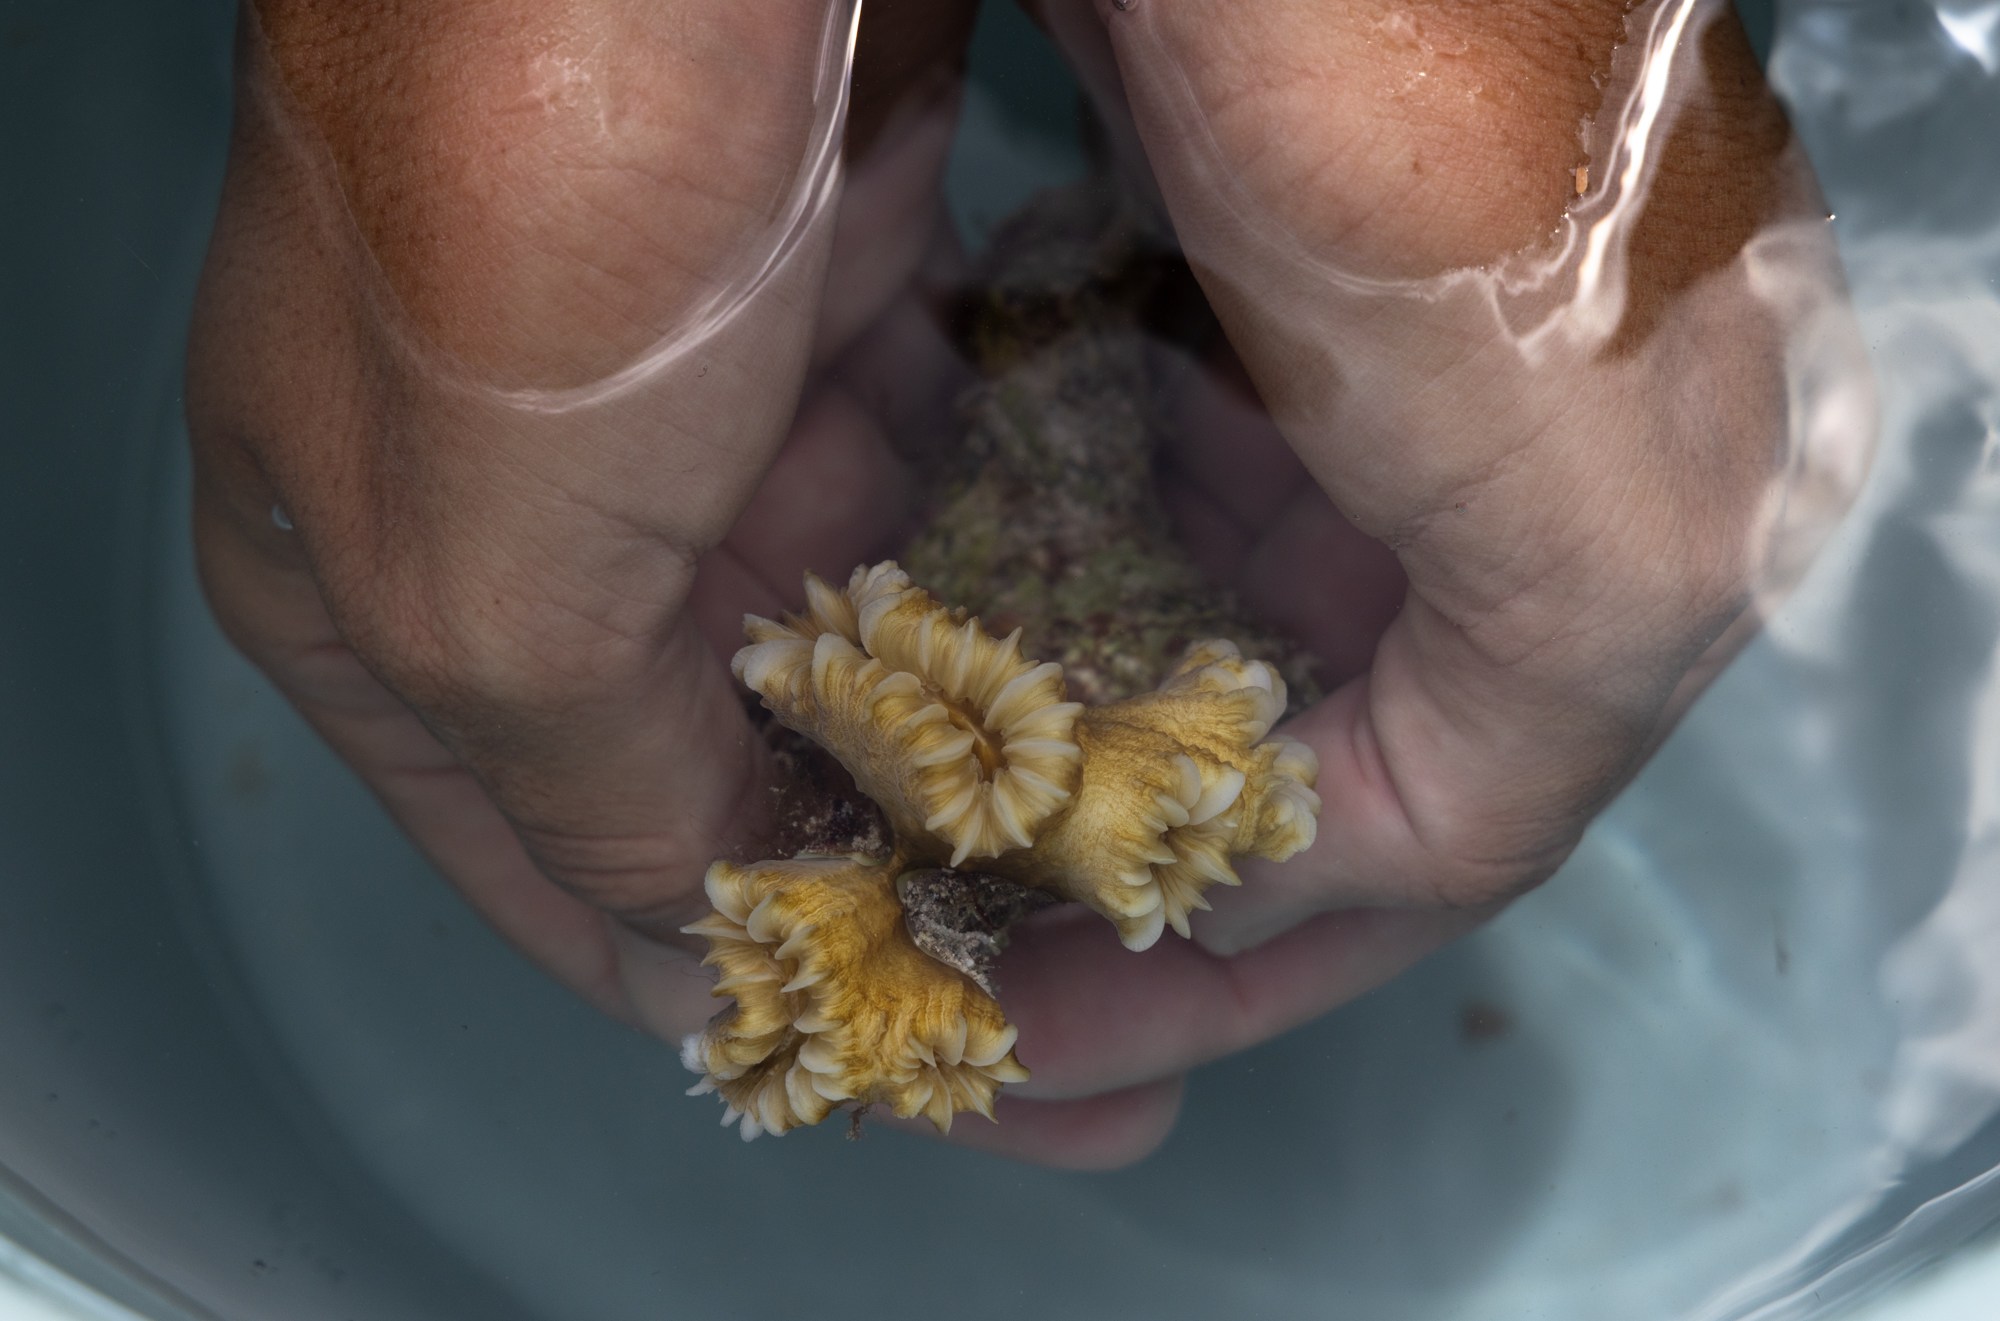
[142,1,2000,1318]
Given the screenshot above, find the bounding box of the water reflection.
[1936,1,2000,73]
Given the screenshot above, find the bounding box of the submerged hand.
[187,0,974,1082]
[965,0,1868,1149]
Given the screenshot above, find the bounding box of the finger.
[1093,0,1812,484]
[996,904,1487,1100]
[1090,0,1859,918]
[1013,0,1162,210]
[814,0,979,365]
[1156,472,1406,691]
[1156,476,1254,585]
[684,324,957,662]
[882,1077,1188,1171]
[1152,341,1406,688]
[1195,549,1769,955]
[685,545,789,671]
[846,0,980,161]
[1150,342,1306,534]
[720,383,920,603]
[823,232,978,465]
[1232,490,1407,688]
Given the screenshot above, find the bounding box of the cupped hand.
[192,0,1202,1170]
[963,0,1871,1152]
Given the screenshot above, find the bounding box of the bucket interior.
[8,1,2000,1318]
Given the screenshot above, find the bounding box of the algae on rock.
[901,180,1320,709]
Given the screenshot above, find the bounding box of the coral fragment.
[734,564,1084,867]
[988,640,1322,949]
[681,855,1028,1140]
[691,562,1321,1137]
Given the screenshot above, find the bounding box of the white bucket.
[7,1,2000,1317]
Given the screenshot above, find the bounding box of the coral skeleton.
[682,180,1325,1138]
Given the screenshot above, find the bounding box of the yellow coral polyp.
[681,856,1028,1140]
[734,563,1084,866]
[990,641,1321,950]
